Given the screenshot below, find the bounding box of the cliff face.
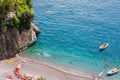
[0,26,39,60]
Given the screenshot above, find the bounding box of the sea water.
[24,0,120,79]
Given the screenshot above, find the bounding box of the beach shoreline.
[0,53,100,80]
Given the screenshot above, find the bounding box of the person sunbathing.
[14,62,37,80]
[23,73,36,80]
[14,62,23,78]
[16,62,21,69]
[7,74,16,80]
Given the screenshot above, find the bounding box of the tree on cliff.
[0,0,34,33]
[26,0,33,8]
[20,11,34,29]
[0,0,14,13]
[0,0,14,32]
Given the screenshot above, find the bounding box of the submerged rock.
[42,52,51,57]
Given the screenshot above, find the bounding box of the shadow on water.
[107,72,119,76]
[99,49,105,52]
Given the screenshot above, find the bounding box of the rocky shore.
[0,24,40,60]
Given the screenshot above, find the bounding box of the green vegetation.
[0,0,34,33]
[37,77,46,80]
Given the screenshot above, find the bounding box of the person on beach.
[14,62,37,80]
[14,62,23,78]
[6,74,16,80]
[92,74,99,80]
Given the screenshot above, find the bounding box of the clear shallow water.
[24,0,120,79]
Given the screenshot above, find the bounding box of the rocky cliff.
[0,25,40,60]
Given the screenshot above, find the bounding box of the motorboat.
[107,68,119,75]
[99,43,109,50]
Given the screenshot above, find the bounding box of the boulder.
[32,23,41,34]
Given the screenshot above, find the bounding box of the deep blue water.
[24,0,120,79]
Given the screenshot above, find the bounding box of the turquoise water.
[24,0,120,79]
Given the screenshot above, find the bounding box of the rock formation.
[0,25,40,60]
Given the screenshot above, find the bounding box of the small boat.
[107,68,119,75]
[7,58,15,63]
[99,43,109,50]
[98,71,104,77]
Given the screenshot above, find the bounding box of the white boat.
[107,68,119,75]
[99,43,109,50]
[98,71,104,77]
